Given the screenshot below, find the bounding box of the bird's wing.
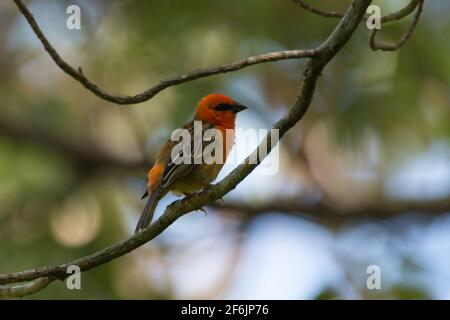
[159,120,215,190]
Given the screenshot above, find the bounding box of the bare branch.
[378,0,422,23]
[0,277,53,298]
[0,116,148,173]
[0,0,372,295]
[292,0,421,23]
[370,0,424,51]
[293,0,425,53]
[291,0,343,18]
[13,0,317,105]
[214,197,450,226]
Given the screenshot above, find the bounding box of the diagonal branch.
[13,0,317,105]
[0,0,372,296]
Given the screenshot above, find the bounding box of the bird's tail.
[135,191,160,233]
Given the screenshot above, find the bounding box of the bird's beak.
[231,101,248,114]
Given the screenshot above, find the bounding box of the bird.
[135,93,247,233]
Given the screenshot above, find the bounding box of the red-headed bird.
[135,94,247,232]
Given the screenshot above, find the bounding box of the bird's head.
[194,93,247,128]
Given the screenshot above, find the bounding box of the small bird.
[135,93,247,232]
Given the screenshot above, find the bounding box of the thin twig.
[213,197,450,226]
[0,277,53,298]
[13,0,317,105]
[292,0,421,23]
[292,0,343,18]
[369,0,424,51]
[0,0,372,295]
[0,116,148,172]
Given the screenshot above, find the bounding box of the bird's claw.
[216,198,225,207]
[198,207,208,217]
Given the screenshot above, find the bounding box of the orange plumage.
[135,93,247,232]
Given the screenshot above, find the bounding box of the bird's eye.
[214,103,231,111]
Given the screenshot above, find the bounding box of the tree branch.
[214,197,450,226]
[292,0,343,18]
[0,277,52,298]
[369,0,423,51]
[292,0,421,23]
[13,0,317,105]
[0,116,148,173]
[0,1,372,296]
[293,0,424,51]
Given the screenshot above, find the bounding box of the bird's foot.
[215,198,225,207]
[197,207,208,217]
[185,187,215,216]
